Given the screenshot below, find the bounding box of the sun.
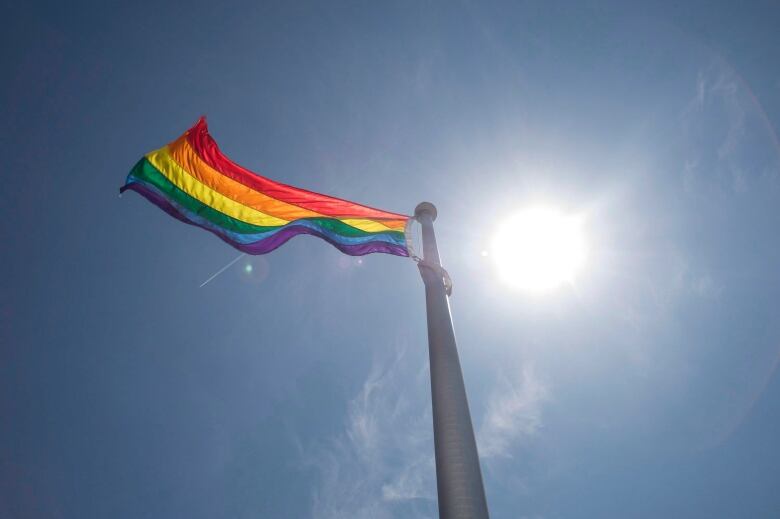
[490,207,586,292]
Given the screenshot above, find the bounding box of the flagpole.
[415,202,490,519]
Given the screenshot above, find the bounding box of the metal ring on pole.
[417,260,453,296]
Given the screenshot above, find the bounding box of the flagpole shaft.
[415,202,490,519]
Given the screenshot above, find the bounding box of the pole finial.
[414,202,437,221]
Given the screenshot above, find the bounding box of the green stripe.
[127,158,406,239]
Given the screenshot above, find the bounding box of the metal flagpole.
[415,202,490,519]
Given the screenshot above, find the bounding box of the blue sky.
[2,1,780,517]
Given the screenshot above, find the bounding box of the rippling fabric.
[121,118,410,257]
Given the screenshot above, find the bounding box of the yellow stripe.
[147,147,405,234]
[147,148,288,226]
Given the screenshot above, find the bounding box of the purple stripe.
[122,183,410,257]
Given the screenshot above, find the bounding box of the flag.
[121,118,410,257]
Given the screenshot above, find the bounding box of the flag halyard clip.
[417,260,453,296]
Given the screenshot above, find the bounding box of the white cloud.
[681,59,780,194]
[306,346,437,519]
[305,350,551,517]
[478,365,548,460]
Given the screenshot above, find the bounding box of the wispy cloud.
[306,346,437,519]
[681,63,744,193]
[477,365,548,460]
[681,59,780,194]
[305,349,550,517]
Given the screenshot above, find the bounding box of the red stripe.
[183,117,409,221]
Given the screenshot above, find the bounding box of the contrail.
[199,253,246,288]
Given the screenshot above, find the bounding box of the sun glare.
[491,207,586,293]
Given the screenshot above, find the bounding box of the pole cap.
[414,202,437,221]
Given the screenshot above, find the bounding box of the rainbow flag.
[121,118,410,257]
